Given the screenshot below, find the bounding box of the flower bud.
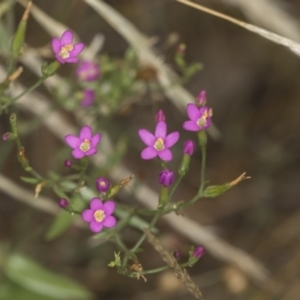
[81,89,95,107]
[193,246,205,259]
[196,90,206,106]
[96,177,110,193]
[2,132,14,141]
[183,140,196,156]
[173,250,181,260]
[59,198,69,208]
[64,159,72,168]
[155,110,165,122]
[41,61,60,77]
[159,169,174,187]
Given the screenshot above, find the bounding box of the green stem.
[29,168,43,181]
[198,144,206,196]
[2,77,46,109]
[168,175,183,201]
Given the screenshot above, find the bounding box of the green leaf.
[4,254,93,299]
[45,196,85,240]
[20,176,40,184]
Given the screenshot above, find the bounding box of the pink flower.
[82,198,116,233]
[193,246,205,259]
[183,104,212,132]
[81,89,95,107]
[65,125,101,159]
[76,61,100,81]
[96,177,110,193]
[159,169,174,187]
[51,30,84,64]
[138,121,179,161]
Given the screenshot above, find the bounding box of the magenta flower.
[96,177,110,193]
[183,140,196,156]
[159,169,174,187]
[183,104,212,132]
[65,125,101,159]
[76,60,100,81]
[82,198,116,233]
[51,30,84,64]
[81,89,95,107]
[138,121,179,161]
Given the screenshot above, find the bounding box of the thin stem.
[168,175,183,201]
[29,168,43,181]
[198,144,206,196]
[2,77,46,109]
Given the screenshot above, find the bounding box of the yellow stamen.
[154,137,165,151]
[197,109,212,127]
[80,139,91,152]
[94,210,105,222]
[59,44,74,59]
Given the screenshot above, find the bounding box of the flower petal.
[102,216,116,228]
[90,198,103,210]
[141,147,157,160]
[51,38,61,54]
[60,30,73,45]
[91,133,102,147]
[72,148,85,159]
[84,148,97,156]
[55,54,65,64]
[138,129,155,146]
[158,149,172,161]
[103,201,116,215]
[90,220,103,233]
[155,121,167,138]
[82,209,93,222]
[183,120,199,132]
[80,125,92,140]
[187,104,200,121]
[164,132,180,148]
[64,57,79,64]
[69,43,85,57]
[65,134,80,148]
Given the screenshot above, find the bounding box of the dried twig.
[146,230,204,300]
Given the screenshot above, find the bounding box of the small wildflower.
[96,177,110,193]
[51,30,84,64]
[65,125,101,159]
[76,60,100,81]
[193,246,205,259]
[138,121,179,161]
[183,140,196,156]
[155,110,165,122]
[81,89,95,107]
[183,104,212,132]
[82,198,116,233]
[59,198,69,208]
[173,250,181,260]
[64,159,72,168]
[159,169,174,187]
[196,90,206,106]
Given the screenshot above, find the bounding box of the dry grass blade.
[145,230,204,300]
[177,0,300,57]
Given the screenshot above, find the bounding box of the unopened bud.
[59,198,69,208]
[155,110,165,122]
[196,90,206,106]
[96,177,110,193]
[64,159,72,168]
[2,132,14,141]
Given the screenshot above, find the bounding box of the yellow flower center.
[94,210,105,222]
[154,137,165,151]
[59,44,74,59]
[79,139,91,152]
[197,109,213,127]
